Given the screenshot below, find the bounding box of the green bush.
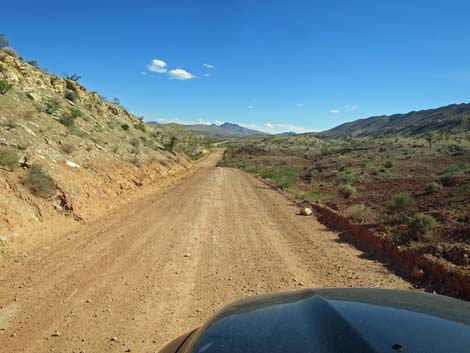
[59,108,82,127]
[384,161,393,169]
[24,164,55,198]
[303,189,321,202]
[338,170,354,184]
[164,136,178,153]
[407,213,438,242]
[386,192,413,214]
[338,184,356,198]
[425,182,442,193]
[344,204,374,224]
[0,79,13,95]
[121,123,130,131]
[64,89,78,102]
[0,34,8,49]
[0,147,20,170]
[45,97,61,114]
[134,122,147,132]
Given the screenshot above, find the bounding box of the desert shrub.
[384,161,393,168]
[437,165,468,185]
[344,204,374,223]
[0,147,20,170]
[26,60,38,67]
[130,137,140,147]
[64,89,78,102]
[407,213,438,242]
[303,189,321,202]
[64,73,81,82]
[3,47,18,58]
[59,108,82,127]
[164,136,178,152]
[386,192,413,213]
[24,164,55,198]
[130,156,142,168]
[60,142,75,154]
[0,34,8,49]
[134,122,147,132]
[338,170,354,184]
[121,123,130,131]
[106,120,116,129]
[338,184,356,198]
[45,97,61,114]
[0,79,13,95]
[425,182,442,193]
[386,192,413,223]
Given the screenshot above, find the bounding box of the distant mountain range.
[153,122,267,138]
[316,103,470,138]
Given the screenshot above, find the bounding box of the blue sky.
[3,0,470,133]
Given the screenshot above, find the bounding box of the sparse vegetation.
[59,107,82,128]
[0,79,13,95]
[64,89,78,102]
[121,123,130,131]
[426,182,442,193]
[24,164,55,198]
[344,204,374,224]
[387,192,413,220]
[0,147,20,170]
[164,136,178,153]
[338,184,356,198]
[0,34,8,49]
[407,213,438,242]
[134,122,147,132]
[64,73,82,82]
[302,189,321,202]
[45,97,61,114]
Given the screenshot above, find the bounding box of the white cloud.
[141,71,147,75]
[147,59,167,73]
[329,109,340,114]
[203,63,215,69]
[239,122,309,134]
[203,73,210,77]
[168,69,195,80]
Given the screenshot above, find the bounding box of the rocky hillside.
[0,49,206,250]
[316,103,470,138]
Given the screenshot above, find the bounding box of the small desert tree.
[64,73,82,82]
[0,34,8,49]
[422,133,435,148]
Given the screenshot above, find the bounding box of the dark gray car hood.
[164,288,470,353]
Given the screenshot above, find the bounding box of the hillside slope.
[0,49,205,249]
[317,103,470,138]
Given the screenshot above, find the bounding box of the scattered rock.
[51,330,61,337]
[65,160,80,168]
[183,254,190,257]
[111,336,118,342]
[300,207,312,216]
[410,267,425,280]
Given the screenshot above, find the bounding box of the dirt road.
[0,150,412,353]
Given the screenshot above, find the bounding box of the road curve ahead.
[0,149,412,353]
